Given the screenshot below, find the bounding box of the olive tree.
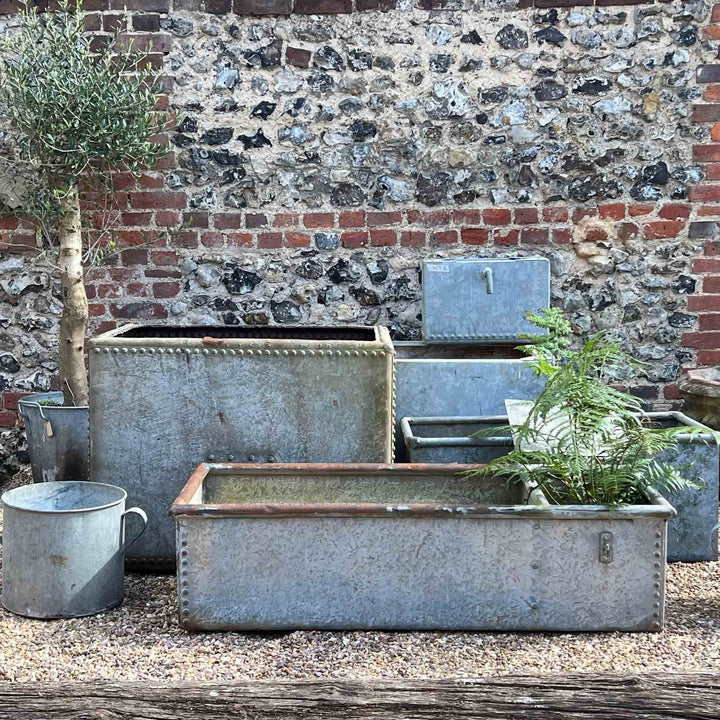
[0,0,166,406]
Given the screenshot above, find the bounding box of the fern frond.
[468,309,718,506]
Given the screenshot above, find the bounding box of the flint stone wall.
[0,0,718,414]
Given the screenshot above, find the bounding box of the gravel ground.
[0,470,719,681]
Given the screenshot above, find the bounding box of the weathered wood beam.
[0,673,719,719]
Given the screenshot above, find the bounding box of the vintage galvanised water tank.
[422,257,550,343]
[394,257,550,458]
[89,325,395,568]
[393,346,544,459]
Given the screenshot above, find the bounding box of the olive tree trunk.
[58,184,89,407]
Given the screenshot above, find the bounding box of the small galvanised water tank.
[422,257,550,343]
[89,325,395,568]
[394,257,550,459]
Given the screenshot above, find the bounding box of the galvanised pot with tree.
[0,1,166,481]
[464,309,718,630]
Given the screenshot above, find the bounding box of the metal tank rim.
[1,481,128,514]
[169,462,676,520]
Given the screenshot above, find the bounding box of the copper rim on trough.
[169,462,676,520]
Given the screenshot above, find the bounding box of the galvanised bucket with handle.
[1,482,147,619]
[17,391,89,483]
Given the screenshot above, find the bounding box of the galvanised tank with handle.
[170,463,674,632]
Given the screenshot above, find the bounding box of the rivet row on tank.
[112,348,119,354]
[94,348,101,353]
[655,532,662,539]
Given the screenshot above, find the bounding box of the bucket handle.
[710,523,720,556]
[18,400,54,438]
[122,507,148,551]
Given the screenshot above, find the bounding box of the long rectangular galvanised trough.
[89,325,395,568]
[170,463,674,632]
[401,412,718,563]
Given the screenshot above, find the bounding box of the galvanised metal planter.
[17,391,89,483]
[1,481,146,619]
[170,463,674,632]
[89,325,394,568]
[394,347,544,459]
[401,412,718,563]
[401,415,513,464]
[422,258,550,343]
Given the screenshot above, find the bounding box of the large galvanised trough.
[89,325,394,567]
[170,463,674,632]
[401,413,718,563]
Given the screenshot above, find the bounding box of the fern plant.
[468,308,717,506]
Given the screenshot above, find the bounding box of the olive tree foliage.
[0,0,166,405]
